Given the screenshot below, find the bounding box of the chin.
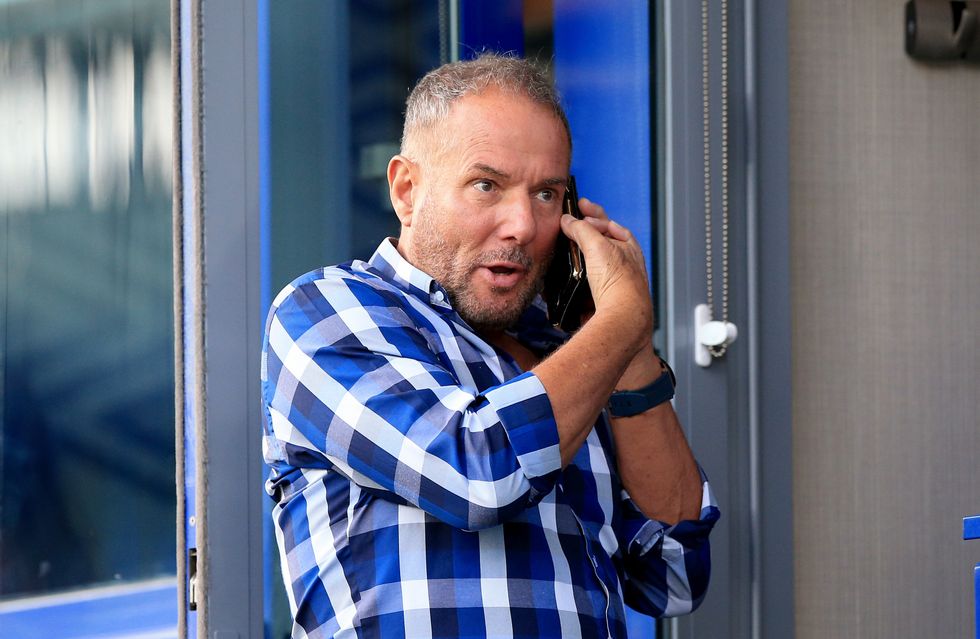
[462,298,533,333]
[451,273,542,331]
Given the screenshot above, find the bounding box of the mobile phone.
[543,175,594,332]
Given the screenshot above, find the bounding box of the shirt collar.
[366,237,567,352]
[367,238,452,309]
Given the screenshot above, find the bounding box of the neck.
[484,331,540,372]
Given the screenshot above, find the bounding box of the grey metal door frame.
[660,0,792,637]
[174,0,264,637]
[172,1,793,637]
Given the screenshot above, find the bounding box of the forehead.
[433,89,571,169]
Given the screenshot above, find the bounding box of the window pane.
[265,0,445,298]
[262,2,444,634]
[0,0,175,608]
[261,4,658,637]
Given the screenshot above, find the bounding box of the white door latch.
[695,303,737,367]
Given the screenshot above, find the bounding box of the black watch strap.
[607,359,676,418]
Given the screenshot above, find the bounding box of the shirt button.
[433,291,445,303]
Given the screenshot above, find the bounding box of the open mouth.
[480,263,526,288]
[488,265,517,275]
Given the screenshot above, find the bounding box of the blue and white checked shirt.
[262,239,719,639]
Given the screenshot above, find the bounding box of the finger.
[604,218,633,242]
[582,216,633,243]
[560,213,603,247]
[577,197,608,221]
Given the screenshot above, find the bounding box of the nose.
[497,192,537,245]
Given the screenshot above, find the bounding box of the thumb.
[559,213,599,249]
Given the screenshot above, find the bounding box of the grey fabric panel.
[789,1,980,637]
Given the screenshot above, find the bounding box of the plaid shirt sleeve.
[614,466,720,617]
[263,271,563,531]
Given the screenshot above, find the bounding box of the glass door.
[258,2,658,637]
[0,1,177,637]
[259,3,447,635]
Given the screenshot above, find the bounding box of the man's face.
[404,89,571,333]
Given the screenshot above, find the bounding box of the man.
[262,54,718,639]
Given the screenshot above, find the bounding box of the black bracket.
[906,0,980,62]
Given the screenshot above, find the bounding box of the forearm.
[533,311,642,467]
[610,347,702,524]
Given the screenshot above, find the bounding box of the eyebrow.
[471,163,510,179]
[470,164,567,188]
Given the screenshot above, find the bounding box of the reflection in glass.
[262,2,445,635]
[0,0,175,609]
[265,1,445,298]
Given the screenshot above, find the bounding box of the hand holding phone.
[543,176,594,332]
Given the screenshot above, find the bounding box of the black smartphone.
[543,175,594,332]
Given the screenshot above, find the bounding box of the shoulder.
[263,261,444,369]
[266,261,420,336]
[273,262,406,312]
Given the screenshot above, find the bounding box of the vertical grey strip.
[189,0,207,635]
[449,0,460,62]
[663,0,759,636]
[438,0,449,64]
[662,0,678,373]
[195,2,263,635]
[662,3,681,637]
[658,0,793,636]
[171,0,186,636]
[755,1,793,636]
[743,0,762,636]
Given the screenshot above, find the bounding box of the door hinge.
[188,547,199,611]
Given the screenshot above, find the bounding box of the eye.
[536,189,557,203]
[473,180,494,193]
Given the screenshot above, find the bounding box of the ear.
[387,155,419,228]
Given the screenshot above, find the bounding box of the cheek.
[459,217,500,251]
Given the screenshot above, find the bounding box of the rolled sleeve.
[616,470,720,617]
[482,371,561,497]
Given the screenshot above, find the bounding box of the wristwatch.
[607,357,676,418]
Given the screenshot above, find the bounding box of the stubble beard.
[410,203,549,333]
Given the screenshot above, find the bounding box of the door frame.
[174,2,794,637]
[660,0,793,637]
[174,0,264,637]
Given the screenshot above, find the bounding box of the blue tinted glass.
[264,0,444,297]
[261,3,658,637]
[261,2,443,635]
[0,0,175,610]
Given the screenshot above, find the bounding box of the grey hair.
[400,53,571,161]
